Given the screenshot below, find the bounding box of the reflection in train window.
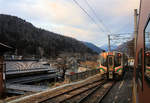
[145,52,150,66]
[144,19,150,84]
[145,20,150,51]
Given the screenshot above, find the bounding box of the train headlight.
[146,52,150,56]
[117,53,121,57]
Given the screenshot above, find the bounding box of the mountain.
[100,44,108,51]
[115,39,134,57]
[100,44,117,51]
[83,42,104,53]
[0,14,96,58]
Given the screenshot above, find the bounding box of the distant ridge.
[100,44,117,51]
[83,42,104,53]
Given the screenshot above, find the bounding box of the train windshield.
[108,57,113,66]
[115,54,121,67]
[100,56,107,67]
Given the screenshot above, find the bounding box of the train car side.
[133,0,150,103]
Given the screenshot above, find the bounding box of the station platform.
[101,70,133,103]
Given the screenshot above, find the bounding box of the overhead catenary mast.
[134,9,138,54]
[108,35,111,52]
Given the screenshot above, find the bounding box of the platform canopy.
[0,43,14,54]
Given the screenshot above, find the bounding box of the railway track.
[39,79,114,103]
[77,81,114,103]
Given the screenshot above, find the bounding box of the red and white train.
[98,51,128,80]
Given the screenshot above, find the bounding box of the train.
[98,51,128,80]
[132,0,150,102]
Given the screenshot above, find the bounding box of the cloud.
[88,0,140,16]
[87,0,140,32]
[0,0,98,31]
[0,0,140,46]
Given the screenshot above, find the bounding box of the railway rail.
[77,81,114,103]
[39,79,114,103]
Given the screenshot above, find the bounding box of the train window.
[108,57,113,66]
[145,52,150,66]
[145,20,150,51]
[144,18,150,84]
[100,56,107,67]
[136,49,143,90]
[115,54,121,67]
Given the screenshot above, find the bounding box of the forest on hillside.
[0,14,96,58]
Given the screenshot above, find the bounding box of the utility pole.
[134,9,138,55]
[108,35,111,52]
[133,9,138,100]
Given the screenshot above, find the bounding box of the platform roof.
[0,43,14,53]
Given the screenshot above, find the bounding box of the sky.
[0,0,140,47]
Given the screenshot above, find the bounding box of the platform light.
[118,53,121,57]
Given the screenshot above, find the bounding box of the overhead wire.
[109,33,133,36]
[84,0,111,34]
[72,0,132,36]
[72,0,106,33]
[72,0,134,50]
[83,0,134,49]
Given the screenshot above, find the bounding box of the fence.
[65,69,100,83]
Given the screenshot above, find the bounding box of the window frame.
[144,14,150,51]
[136,48,143,90]
[144,13,150,86]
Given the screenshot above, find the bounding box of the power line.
[84,0,111,34]
[72,0,105,33]
[109,32,133,36]
[72,0,133,36]
[72,0,134,51]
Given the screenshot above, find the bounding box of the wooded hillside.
[0,14,96,58]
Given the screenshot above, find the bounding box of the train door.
[107,55,114,79]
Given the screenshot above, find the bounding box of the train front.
[99,52,115,79]
[113,52,124,79]
[98,52,107,77]
[99,52,125,80]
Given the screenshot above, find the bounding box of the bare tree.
[56,57,67,80]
